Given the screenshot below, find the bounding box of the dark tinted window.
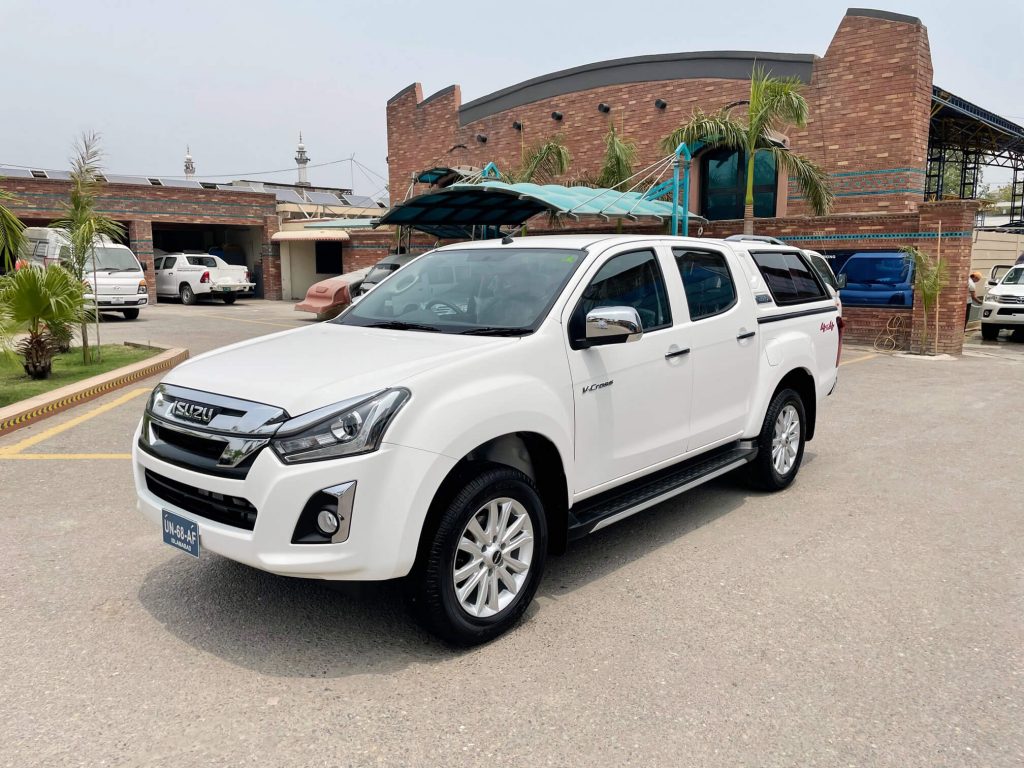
[315,241,343,274]
[163,256,177,269]
[572,250,671,341]
[154,257,164,270]
[806,253,837,290]
[752,251,827,305]
[701,148,777,221]
[674,249,737,320]
[186,255,217,268]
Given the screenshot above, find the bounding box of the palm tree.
[0,187,26,273]
[49,131,125,363]
[0,264,88,379]
[903,245,946,354]
[662,65,834,234]
[597,125,638,190]
[505,137,571,184]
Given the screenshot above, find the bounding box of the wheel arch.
[775,367,817,441]
[414,431,571,569]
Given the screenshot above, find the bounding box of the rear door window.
[751,250,827,305]
[673,249,737,320]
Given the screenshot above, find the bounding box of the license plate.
[111,296,124,304]
[162,509,200,558]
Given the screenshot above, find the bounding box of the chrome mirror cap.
[584,306,643,345]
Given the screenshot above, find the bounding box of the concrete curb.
[0,346,188,436]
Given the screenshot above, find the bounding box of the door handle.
[665,347,690,359]
[737,330,756,340]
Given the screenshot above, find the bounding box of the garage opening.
[151,223,263,296]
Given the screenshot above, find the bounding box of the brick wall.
[128,220,155,301]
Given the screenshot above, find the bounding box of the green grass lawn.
[0,345,160,408]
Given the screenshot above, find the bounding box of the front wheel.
[121,308,140,320]
[407,466,548,645]
[179,283,197,306]
[981,323,1000,341]
[222,293,237,305]
[747,388,806,491]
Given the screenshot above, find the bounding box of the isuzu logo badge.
[172,400,218,425]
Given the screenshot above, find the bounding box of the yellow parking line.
[0,387,150,456]
[840,352,878,367]
[0,453,131,460]
[194,312,298,328]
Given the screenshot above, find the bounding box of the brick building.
[384,8,1024,354]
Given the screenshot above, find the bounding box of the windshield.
[1002,267,1024,285]
[87,247,140,272]
[336,247,586,335]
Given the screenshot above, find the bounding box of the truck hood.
[989,284,1024,298]
[164,323,517,415]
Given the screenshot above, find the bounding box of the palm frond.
[509,137,571,184]
[0,188,27,273]
[759,77,810,130]
[764,145,834,216]
[661,110,749,155]
[597,125,637,189]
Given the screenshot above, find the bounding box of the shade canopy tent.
[376,181,705,240]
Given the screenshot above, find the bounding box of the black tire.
[407,466,548,645]
[747,387,806,491]
[222,293,237,305]
[121,308,140,320]
[981,323,1000,341]
[179,283,196,306]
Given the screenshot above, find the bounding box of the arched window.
[700,148,778,221]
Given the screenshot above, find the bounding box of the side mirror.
[835,274,848,289]
[988,279,998,287]
[584,306,643,347]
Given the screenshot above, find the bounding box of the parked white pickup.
[154,253,254,305]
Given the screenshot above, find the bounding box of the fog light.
[983,309,992,317]
[316,509,340,536]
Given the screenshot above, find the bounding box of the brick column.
[128,219,156,303]
[911,200,980,355]
[260,215,282,300]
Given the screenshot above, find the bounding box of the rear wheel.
[747,388,806,491]
[121,308,140,320]
[407,466,547,645]
[222,293,237,305]
[981,323,1000,341]
[179,283,196,305]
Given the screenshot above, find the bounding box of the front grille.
[997,295,1024,304]
[152,422,226,460]
[145,469,258,530]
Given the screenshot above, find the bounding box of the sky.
[2,0,1022,196]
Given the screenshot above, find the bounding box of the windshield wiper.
[459,326,528,336]
[363,321,441,333]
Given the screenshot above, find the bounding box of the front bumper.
[982,303,1024,325]
[86,294,148,308]
[132,426,457,581]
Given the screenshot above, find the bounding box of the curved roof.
[377,181,703,239]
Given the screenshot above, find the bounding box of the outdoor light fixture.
[598,103,611,113]
[512,120,522,131]
[475,134,487,143]
[551,111,563,121]
[655,99,667,110]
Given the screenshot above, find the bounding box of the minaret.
[295,132,310,187]
[184,146,195,180]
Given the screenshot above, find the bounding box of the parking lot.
[2,302,1023,767]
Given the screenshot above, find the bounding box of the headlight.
[270,388,410,464]
[985,293,1001,303]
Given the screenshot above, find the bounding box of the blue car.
[837,252,915,306]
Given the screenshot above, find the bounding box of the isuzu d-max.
[133,235,842,644]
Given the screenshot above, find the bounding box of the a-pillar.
[128,220,156,303]
[911,199,980,356]
[260,215,282,300]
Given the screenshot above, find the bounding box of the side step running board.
[567,443,758,540]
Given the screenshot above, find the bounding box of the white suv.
[133,235,841,643]
[981,264,1024,340]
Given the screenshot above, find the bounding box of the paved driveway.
[1,306,1022,767]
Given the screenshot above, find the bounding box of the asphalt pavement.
[1,301,1022,767]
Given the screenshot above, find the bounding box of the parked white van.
[22,227,149,320]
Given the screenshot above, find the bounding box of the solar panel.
[306,191,343,205]
[275,189,306,204]
[0,166,34,178]
[159,178,203,188]
[45,170,72,180]
[340,194,380,208]
[105,174,150,185]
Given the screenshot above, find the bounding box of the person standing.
[967,271,982,329]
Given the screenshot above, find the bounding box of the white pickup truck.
[154,253,254,305]
[133,235,842,644]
